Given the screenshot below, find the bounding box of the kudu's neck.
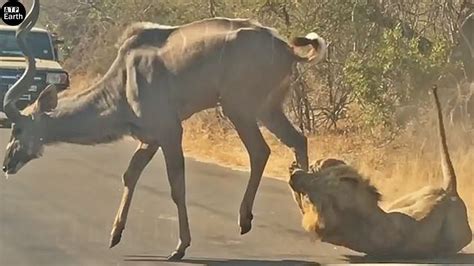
[43,62,132,145]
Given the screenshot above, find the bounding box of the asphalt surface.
[0,126,473,265]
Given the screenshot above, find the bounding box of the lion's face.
[289,158,381,234]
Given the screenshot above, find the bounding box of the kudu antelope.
[288,87,472,257]
[2,0,326,260]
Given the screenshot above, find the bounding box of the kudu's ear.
[36,85,58,113]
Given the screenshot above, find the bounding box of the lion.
[288,86,472,257]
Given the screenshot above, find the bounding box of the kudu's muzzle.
[2,141,32,175]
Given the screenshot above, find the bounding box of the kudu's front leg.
[109,142,158,248]
[161,125,191,261]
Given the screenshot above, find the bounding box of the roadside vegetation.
[27,0,474,222]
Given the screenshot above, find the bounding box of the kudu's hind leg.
[225,109,270,235]
[161,124,191,260]
[109,142,158,248]
[261,109,308,170]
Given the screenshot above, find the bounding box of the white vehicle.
[0,25,69,112]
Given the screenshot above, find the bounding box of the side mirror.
[55,47,65,63]
[51,33,64,45]
[50,32,65,62]
[53,38,64,45]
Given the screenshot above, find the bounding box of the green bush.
[344,25,452,128]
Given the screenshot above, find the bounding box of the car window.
[0,31,54,60]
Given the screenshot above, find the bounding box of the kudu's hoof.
[239,213,253,235]
[240,223,252,235]
[109,232,122,248]
[167,250,185,261]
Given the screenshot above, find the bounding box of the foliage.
[344,26,451,127]
[35,0,473,133]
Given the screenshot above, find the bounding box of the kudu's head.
[2,0,58,175]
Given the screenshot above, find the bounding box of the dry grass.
[182,113,474,224]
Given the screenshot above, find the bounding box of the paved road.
[0,127,473,266]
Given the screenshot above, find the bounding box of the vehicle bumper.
[0,69,68,113]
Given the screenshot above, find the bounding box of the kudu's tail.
[432,85,458,196]
[291,32,327,64]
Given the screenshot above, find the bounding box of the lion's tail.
[432,86,458,196]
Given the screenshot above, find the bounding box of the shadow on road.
[345,253,474,264]
[124,255,319,265]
